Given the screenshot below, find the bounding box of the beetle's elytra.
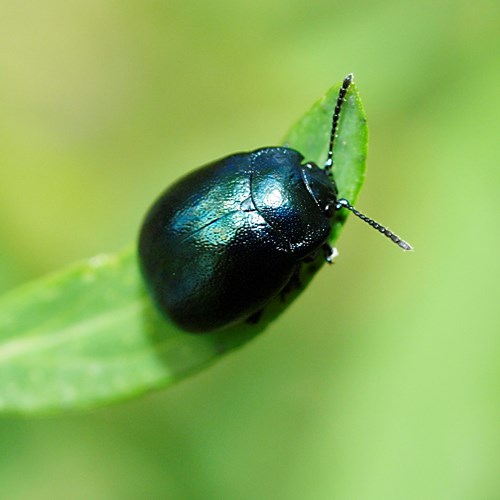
[138,75,411,333]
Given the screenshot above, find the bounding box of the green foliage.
[0,81,367,415]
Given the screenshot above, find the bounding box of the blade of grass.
[0,80,367,415]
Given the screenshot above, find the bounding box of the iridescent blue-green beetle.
[139,75,411,333]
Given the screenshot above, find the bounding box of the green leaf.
[0,80,367,415]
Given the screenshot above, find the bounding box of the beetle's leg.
[322,243,339,264]
[246,309,263,325]
[302,249,319,263]
[280,263,303,300]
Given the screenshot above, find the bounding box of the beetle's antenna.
[336,198,413,251]
[325,73,353,174]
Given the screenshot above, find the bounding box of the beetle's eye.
[325,203,335,217]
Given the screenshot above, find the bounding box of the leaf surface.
[0,80,367,414]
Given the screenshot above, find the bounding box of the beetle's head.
[301,162,338,218]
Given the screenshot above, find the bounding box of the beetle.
[138,74,411,333]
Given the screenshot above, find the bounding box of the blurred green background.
[1,0,499,498]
